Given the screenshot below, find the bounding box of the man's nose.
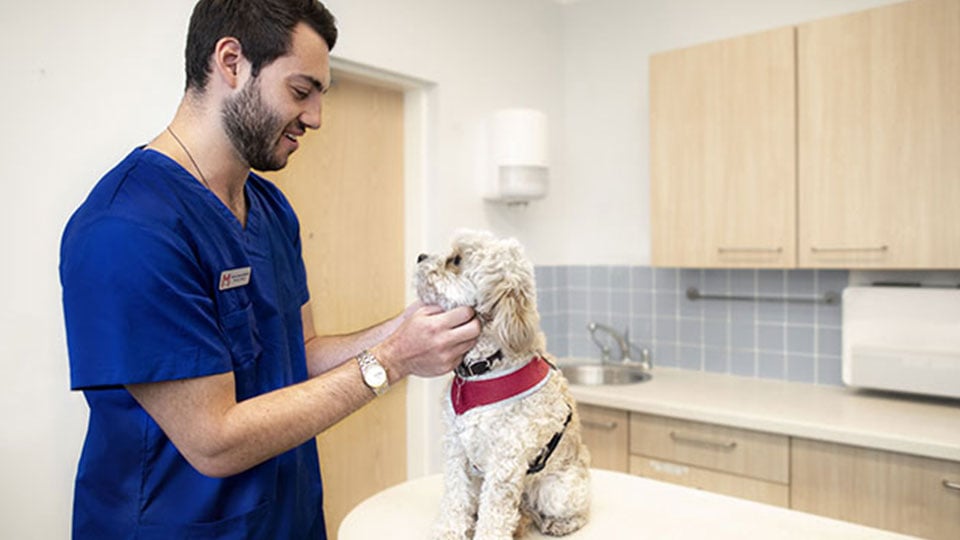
[300,101,323,130]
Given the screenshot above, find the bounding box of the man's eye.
[292,88,310,100]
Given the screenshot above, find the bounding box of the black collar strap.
[455,350,503,378]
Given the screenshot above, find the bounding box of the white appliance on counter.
[843,286,960,399]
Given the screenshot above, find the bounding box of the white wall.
[322,0,566,256]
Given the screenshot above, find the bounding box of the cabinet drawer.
[629,413,789,483]
[792,438,960,540]
[577,404,629,473]
[629,456,789,508]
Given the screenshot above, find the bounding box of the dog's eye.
[446,254,462,267]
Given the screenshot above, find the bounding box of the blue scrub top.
[60,148,325,539]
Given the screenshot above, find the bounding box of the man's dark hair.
[184,0,337,92]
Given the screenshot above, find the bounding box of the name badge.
[219,267,252,291]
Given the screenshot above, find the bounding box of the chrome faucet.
[587,322,652,371]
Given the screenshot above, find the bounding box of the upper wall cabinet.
[651,0,960,269]
[650,27,796,268]
[798,0,960,269]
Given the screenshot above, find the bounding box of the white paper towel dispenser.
[481,108,549,205]
[842,286,960,399]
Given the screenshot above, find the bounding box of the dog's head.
[415,230,543,359]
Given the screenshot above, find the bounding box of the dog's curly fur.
[416,230,590,540]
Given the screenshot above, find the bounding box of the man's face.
[221,23,332,171]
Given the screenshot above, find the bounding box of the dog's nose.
[417,253,429,263]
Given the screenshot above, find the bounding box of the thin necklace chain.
[166,126,211,191]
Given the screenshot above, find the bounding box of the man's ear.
[213,37,244,88]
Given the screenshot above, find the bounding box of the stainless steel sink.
[560,363,652,385]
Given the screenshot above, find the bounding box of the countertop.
[561,364,960,461]
[339,469,916,539]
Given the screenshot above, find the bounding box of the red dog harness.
[450,356,552,415]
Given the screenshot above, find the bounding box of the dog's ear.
[489,283,541,357]
[474,238,542,357]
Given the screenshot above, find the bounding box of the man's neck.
[148,98,251,225]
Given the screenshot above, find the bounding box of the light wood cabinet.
[581,405,960,537]
[650,0,960,269]
[650,27,796,268]
[578,404,629,472]
[629,455,789,507]
[798,0,960,268]
[628,413,790,507]
[792,438,960,540]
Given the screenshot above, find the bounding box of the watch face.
[367,365,387,387]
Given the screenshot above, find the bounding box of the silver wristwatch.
[357,350,389,396]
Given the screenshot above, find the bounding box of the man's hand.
[372,304,481,381]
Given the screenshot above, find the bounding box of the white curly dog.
[415,230,590,540]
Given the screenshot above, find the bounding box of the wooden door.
[798,0,960,268]
[650,27,796,268]
[265,76,406,539]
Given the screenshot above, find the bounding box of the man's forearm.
[137,302,479,476]
[304,313,405,377]
[127,360,378,479]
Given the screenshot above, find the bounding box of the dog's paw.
[538,513,588,536]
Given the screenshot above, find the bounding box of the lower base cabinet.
[575,404,960,539]
[792,439,960,540]
[628,412,790,508]
[578,404,629,473]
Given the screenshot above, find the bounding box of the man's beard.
[222,77,290,172]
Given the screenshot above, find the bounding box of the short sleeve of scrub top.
[63,213,235,386]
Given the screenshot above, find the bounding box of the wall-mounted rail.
[685,287,839,305]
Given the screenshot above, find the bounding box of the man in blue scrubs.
[59,1,480,538]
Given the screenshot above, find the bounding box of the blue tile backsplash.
[535,266,849,386]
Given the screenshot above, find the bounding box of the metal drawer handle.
[810,245,888,253]
[669,431,738,450]
[582,420,619,431]
[944,479,960,492]
[718,246,783,254]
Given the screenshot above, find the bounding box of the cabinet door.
[650,27,796,268]
[798,0,960,268]
[577,404,629,472]
[792,438,960,540]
